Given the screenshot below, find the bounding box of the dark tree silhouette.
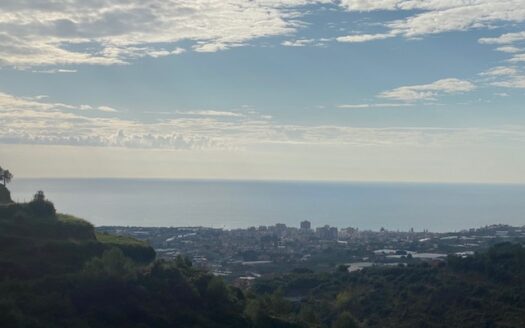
[29,190,56,217]
[34,190,46,201]
[2,170,13,185]
[0,167,13,186]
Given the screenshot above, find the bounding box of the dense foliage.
[0,200,290,327]
[0,200,155,279]
[251,242,525,327]
[0,250,252,327]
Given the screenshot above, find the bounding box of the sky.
[1,0,525,183]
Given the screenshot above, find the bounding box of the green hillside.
[0,196,284,327]
[0,200,155,280]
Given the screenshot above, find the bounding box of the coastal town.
[97,222,525,286]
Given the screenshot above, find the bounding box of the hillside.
[0,198,290,327]
[0,201,155,279]
[0,184,12,204]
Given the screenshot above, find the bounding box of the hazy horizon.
[8,178,525,231]
[10,176,525,186]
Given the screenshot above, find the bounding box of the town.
[97,222,525,286]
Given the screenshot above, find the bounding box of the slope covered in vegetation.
[0,199,155,279]
[0,197,293,327]
[250,242,525,328]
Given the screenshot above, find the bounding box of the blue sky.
[1,1,525,182]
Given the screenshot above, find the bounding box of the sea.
[8,178,525,232]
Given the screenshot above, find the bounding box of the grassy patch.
[57,213,93,227]
[96,232,148,246]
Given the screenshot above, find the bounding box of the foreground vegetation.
[249,242,525,327]
[1,194,524,327]
[0,195,288,327]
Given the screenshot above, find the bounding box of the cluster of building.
[97,222,525,286]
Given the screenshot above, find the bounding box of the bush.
[27,199,56,218]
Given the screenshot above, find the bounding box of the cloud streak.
[1,89,523,151]
[378,78,476,102]
[336,33,394,43]
[337,103,413,109]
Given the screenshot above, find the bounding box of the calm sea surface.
[8,179,525,232]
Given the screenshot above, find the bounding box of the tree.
[28,191,56,217]
[0,167,13,186]
[33,190,46,202]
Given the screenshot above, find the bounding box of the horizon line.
[10,176,525,187]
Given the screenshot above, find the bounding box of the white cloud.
[478,31,525,89]
[97,106,119,113]
[495,46,521,53]
[336,33,393,43]
[31,68,78,74]
[3,0,523,67]
[176,110,245,117]
[480,66,518,77]
[337,103,413,109]
[281,39,315,47]
[171,48,187,55]
[339,0,401,11]
[509,53,525,63]
[0,0,325,67]
[479,31,525,45]
[491,76,525,89]
[340,1,525,41]
[479,65,525,90]
[379,78,476,102]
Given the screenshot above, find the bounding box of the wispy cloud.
[97,106,119,113]
[176,110,245,117]
[336,33,394,43]
[281,39,316,47]
[495,46,522,54]
[491,76,525,89]
[1,89,523,150]
[479,31,525,45]
[337,103,413,109]
[478,35,525,90]
[339,1,525,40]
[31,68,78,74]
[509,54,525,63]
[0,0,319,68]
[2,1,524,68]
[480,66,518,77]
[378,78,476,102]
